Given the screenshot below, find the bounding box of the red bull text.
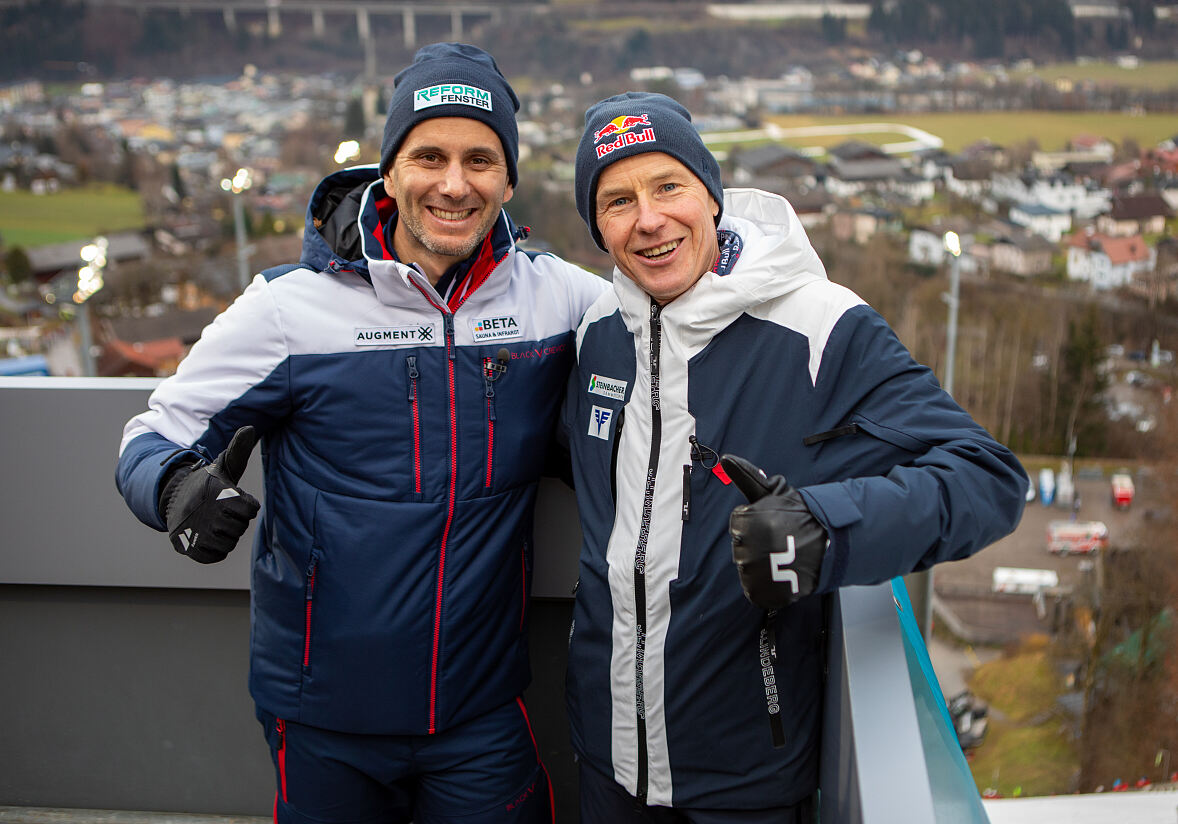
[595,127,656,158]
[593,113,655,157]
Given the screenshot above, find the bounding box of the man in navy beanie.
[115,43,605,823]
[561,91,1027,821]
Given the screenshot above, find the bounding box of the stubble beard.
[401,203,498,261]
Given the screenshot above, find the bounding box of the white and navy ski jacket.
[563,188,1026,808]
[117,165,607,735]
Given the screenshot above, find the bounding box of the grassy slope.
[764,111,1178,153]
[967,648,1080,796]
[0,185,146,247]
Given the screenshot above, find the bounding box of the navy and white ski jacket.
[117,165,606,735]
[563,188,1026,808]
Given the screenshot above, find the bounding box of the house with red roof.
[1065,230,1155,290]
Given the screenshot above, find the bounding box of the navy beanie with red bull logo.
[379,42,520,186]
[575,91,724,251]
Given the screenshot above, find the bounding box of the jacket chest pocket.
[803,414,931,479]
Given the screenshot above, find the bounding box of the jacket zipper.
[634,299,663,802]
[407,356,422,494]
[276,718,289,802]
[683,434,724,521]
[303,556,318,669]
[482,350,507,489]
[412,251,507,735]
[609,407,626,507]
[484,365,496,488]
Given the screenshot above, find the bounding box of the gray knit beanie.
[575,92,723,250]
[379,42,520,185]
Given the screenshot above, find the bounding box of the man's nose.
[635,197,665,233]
[438,162,472,198]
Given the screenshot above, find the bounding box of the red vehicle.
[1047,521,1109,556]
[1111,473,1135,509]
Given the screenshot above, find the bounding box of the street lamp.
[75,236,108,376]
[220,167,253,293]
[942,231,962,397]
[907,231,964,640]
[334,140,361,165]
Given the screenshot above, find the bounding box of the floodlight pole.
[233,194,250,293]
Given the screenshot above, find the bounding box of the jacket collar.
[356,178,519,312]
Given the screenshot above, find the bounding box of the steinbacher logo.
[588,373,628,401]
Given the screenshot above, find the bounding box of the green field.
[764,111,1178,154]
[1011,60,1178,91]
[0,185,146,247]
[967,647,1079,797]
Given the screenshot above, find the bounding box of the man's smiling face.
[594,152,720,305]
[384,117,513,284]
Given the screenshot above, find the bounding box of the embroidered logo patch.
[354,325,437,346]
[470,315,522,343]
[593,114,656,159]
[588,405,614,440]
[414,84,492,112]
[588,373,628,401]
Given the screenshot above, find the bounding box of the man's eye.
[611,197,629,208]
[661,182,678,193]
[419,153,440,163]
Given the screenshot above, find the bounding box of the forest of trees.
[868,0,1078,57]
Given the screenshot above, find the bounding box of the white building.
[1009,202,1073,242]
[1065,232,1156,290]
[991,171,1111,219]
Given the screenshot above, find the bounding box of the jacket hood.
[300,165,385,275]
[612,187,829,336]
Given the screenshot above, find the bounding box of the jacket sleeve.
[114,274,292,531]
[796,306,1028,591]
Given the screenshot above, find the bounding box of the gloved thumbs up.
[723,453,790,502]
[720,453,828,609]
[210,425,258,486]
[161,426,261,564]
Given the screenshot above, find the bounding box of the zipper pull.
[407,356,418,401]
[682,464,692,521]
[443,314,455,360]
[483,358,497,399]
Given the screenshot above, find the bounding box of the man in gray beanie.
[561,91,1026,820]
[115,42,605,823]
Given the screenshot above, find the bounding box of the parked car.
[1038,467,1055,506]
[1110,473,1135,509]
[947,690,989,750]
[992,566,1059,594]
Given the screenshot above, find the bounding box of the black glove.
[160,426,261,564]
[722,453,828,609]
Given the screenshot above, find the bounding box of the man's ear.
[502,181,514,204]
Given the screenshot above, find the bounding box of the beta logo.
[588,405,614,440]
[470,315,522,343]
[354,324,437,346]
[588,373,628,401]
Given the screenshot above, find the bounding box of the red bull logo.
[593,114,656,159]
[593,114,651,143]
